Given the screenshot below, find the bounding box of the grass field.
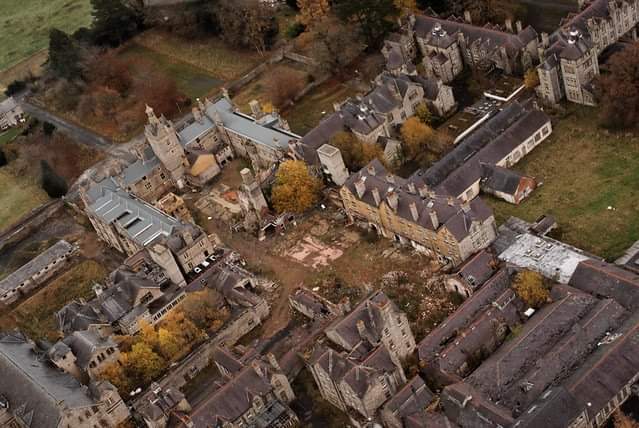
[0,260,107,341]
[0,0,92,72]
[487,106,639,261]
[0,168,50,231]
[283,79,360,135]
[119,43,222,100]
[0,127,21,145]
[133,30,264,83]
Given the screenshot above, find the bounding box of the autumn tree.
[401,117,435,160]
[181,289,230,332]
[48,29,82,79]
[394,0,418,13]
[613,411,639,428]
[157,311,205,360]
[266,68,306,109]
[272,160,322,213]
[330,131,386,171]
[87,50,132,94]
[99,360,132,394]
[597,42,639,129]
[415,102,432,124]
[513,270,549,308]
[216,0,279,55]
[333,0,398,49]
[524,68,540,89]
[297,0,331,27]
[310,18,365,75]
[126,342,166,386]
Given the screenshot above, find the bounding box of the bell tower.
[144,105,188,189]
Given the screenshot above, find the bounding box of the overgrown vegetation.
[0,260,107,341]
[487,106,639,260]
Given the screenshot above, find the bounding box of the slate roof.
[384,376,434,421]
[412,101,550,198]
[405,411,458,428]
[418,268,512,362]
[327,290,397,350]
[122,145,162,186]
[61,330,117,369]
[0,333,97,428]
[414,14,537,56]
[85,178,180,248]
[97,268,160,323]
[177,98,300,152]
[187,363,274,427]
[0,240,75,293]
[56,301,106,335]
[0,97,20,115]
[344,160,493,242]
[480,163,529,195]
[569,259,639,310]
[455,249,498,290]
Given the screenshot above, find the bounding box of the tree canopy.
[400,117,435,160]
[597,42,639,129]
[48,29,82,79]
[272,160,322,214]
[513,270,549,309]
[215,0,279,55]
[329,131,387,171]
[90,0,141,47]
[333,0,398,49]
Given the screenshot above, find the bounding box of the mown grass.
[0,167,50,232]
[283,79,360,135]
[0,127,22,145]
[133,29,264,82]
[487,106,639,261]
[0,0,92,72]
[0,260,107,341]
[118,42,222,100]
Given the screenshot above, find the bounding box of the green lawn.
[283,79,360,135]
[0,0,92,71]
[0,168,50,231]
[0,127,21,145]
[119,43,222,100]
[487,106,639,261]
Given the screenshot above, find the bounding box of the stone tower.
[144,105,188,189]
[317,144,349,186]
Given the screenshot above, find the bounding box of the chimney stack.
[541,32,549,47]
[429,210,439,229]
[516,20,523,33]
[464,10,472,24]
[387,190,399,211]
[356,320,367,340]
[355,177,366,198]
[505,18,513,32]
[372,187,381,206]
[409,201,419,221]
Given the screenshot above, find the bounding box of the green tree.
[48,29,82,79]
[333,0,398,49]
[415,102,432,124]
[40,160,68,198]
[513,270,549,309]
[91,0,141,46]
[272,160,322,214]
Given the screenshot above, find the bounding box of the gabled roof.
[480,163,529,195]
[569,259,639,310]
[384,376,434,421]
[0,333,97,428]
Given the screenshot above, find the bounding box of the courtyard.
[487,105,639,261]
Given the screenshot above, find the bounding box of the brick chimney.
[464,10,472,24]
[516,20,523,33]
[505,18,513,32]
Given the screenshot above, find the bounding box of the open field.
[133,30,264,83]
[283,79,360,135]
[0,127,22,145]
[119,43,222,100]
[0,0,92,72]
[0,260,107,341]
[487,106,639,260]
[0,50,48,93]
[0,168,50,231]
